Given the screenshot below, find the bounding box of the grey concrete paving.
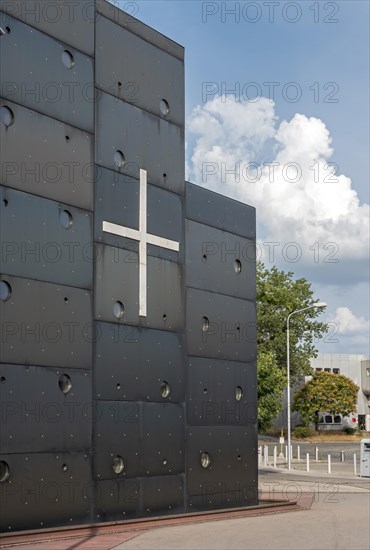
[113,493,370,549]
[113,463,370,550]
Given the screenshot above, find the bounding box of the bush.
[343,427,357,435]
[294,426,313,438]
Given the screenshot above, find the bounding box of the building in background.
[275,353,370,432]
[310,353,370,431]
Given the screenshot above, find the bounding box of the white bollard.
[297,445,300,461]
[306,453,310,472]
[290,444,293,461]
[353,453,357,477]
[328,454,331,474]
[285,445,288,462]
[273,446,277,468]
[264,445,268,466]
[315,446,319,461]
[258,446,262,465]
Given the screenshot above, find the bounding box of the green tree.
[257,261,328,382]
[257,351,286,432]
[293,371,359,430]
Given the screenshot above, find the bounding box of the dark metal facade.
[0,0,257,532]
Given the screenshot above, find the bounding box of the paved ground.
[114,462,370,550]
[114,493,370,549]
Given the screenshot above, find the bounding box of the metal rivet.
[112,456,124,474]
[62,50,74,69]
[160,99,170,116]
[59,374,72,394]
[234,259,242,273]
[0,106,14,128]
[114,150,125,168]
[113,301,124,319]
[0,281,12,302]
[60,210,73,229]
[0,461,10,482]
[201,452,211,469]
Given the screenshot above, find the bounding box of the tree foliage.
[292,371,359,429]
[257,261,328,382]
[257,351,286,432]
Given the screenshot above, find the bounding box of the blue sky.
[117,0,369,355]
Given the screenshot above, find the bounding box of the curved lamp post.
[286,302,327,470]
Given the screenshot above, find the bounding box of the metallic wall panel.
[0,1,94,56]
[186,182,256,240]
[141,474,185,516]
[185,426,258,498]
[93,403,185,481]
[142,404,185,477]
[188,488,258,512]
[0,275,92,368]
[186,288,256,362]
[94,479,140,522]
[0,451,92,531]
[94,475,185,520]
[94,171,183,263]
[94,322,186,403]
[93,400,141,481]
[95,246,184,331]
[96,92,185,195]
[0,364,91,453]
[186,357,257,427]
[0,186,93,288]
[95,15,184,127]
[186,220,255,300]
[0,13,94,133]
[0,99,93,210]
[96,0,184,61]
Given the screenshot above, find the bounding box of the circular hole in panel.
[234,259,242,274]
[235,386,243,401]
[160,99,170,116]
[114,150,125,168]
[64,297,69,303]
[160,381,170,398]
[202,254,207,262]
[203,388,207,395]
[65,135,70,142]
[113,301,124,319]
[163,314,167,321]
[6,27,11,34]
[201,452,211,469]
[112,455,124,474]
[117,383,121,390]
[62,50,74,69]
[162,458,167,466]
[0,106,14,127]
[202,316,210,333]
[118,81,122,88]
[237,455,242,461]
[163,173,167,180]
[1,377,6,384]
[59,374,72,394]
[62,464,68,472]
[0,461,10,482]
[0,281,12,302]
[59,210,73,229]
[3,199,8,207]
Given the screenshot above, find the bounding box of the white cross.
[102,169,180,317]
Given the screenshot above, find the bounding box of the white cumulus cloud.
[328,307,370,335]
[188,96,369,268]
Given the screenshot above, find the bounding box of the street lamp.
[286,302,327,470]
